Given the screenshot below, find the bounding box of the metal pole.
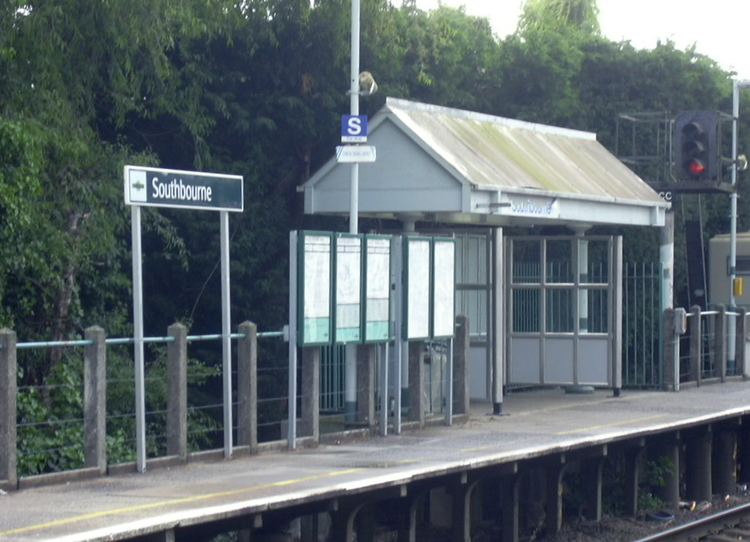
[220,211,233,458]
[344,0,361,423]
[288,231,298,450]
[131,205,147,473]
[349,0,361,210]
[445,338,453,426]
[380,342,389,436]
[729,80,750,368]
[393,236,403,434]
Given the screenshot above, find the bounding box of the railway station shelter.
[302,97,670,415]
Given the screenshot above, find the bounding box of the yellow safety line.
[458,414,668,452]
[554,414,666,435]
[0,468,364,537]
[459,445,496,453]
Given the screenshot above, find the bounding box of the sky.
[414,0,750,80]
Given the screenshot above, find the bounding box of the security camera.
[359,71,378,96]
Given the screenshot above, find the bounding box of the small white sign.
[129,169,148,203]
[336,145,376,163]
[504,197,560,219]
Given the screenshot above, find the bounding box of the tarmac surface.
[3,382,750,541]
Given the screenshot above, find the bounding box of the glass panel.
[583,240,609,284]
[546,289,574,332]
[546,240,573,283]
[582,288,609,333]
[513,240,541,283]
[512,288,540,332]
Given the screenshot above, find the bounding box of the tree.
[518,0,600,37]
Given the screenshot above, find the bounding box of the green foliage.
[519,0,600,37]
[16,354,85,475]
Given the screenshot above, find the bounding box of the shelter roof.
[303,98,669,228]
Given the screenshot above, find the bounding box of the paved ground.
[3,382,750,541]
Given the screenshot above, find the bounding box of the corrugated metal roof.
[384,97,665,205]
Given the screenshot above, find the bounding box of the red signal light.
[688,160,706,176]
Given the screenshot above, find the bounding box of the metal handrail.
[11,328,286,350]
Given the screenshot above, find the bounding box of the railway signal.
[674,111,719,181]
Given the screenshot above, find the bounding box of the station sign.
[341,115,368,143]
[336,145,376,163]
[124,165,243,212]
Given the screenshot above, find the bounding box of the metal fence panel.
[623,262,662,389]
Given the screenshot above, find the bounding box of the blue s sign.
[341,115,368,142]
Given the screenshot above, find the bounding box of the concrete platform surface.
[3,382,750,541]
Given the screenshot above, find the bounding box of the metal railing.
[1,323,287,485]
[665,305,748,390]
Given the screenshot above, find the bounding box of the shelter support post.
[660,211,676,389]
[613,235,623,395]
[453,315,470,415]
[660,211,674,314]
[492,227,504,414]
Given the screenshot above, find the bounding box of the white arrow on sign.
[336,145,376,163]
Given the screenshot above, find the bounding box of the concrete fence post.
[356,344,376,427]
[663,309,676,391]
[237,321,258,453]
[301,348,320,443]
[736,308,748,378]
[690,305,702,385]
[0,329,17,489]
[167,323,188,460]
[84,326,107,474]
[453,315,470,415]
[408,342,425,427]
[715,305,727,382]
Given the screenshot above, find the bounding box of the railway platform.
[3,381,750,541]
